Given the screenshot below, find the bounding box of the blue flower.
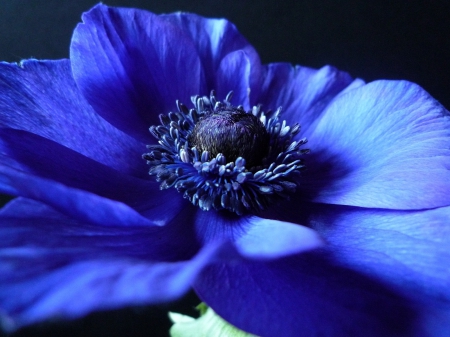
[1,4,450,336]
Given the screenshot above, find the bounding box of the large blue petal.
[70,4,205,143]
[0,128,186,227]
[308,204,450,308]
[257,62,359,134]
[0,198,204,330]
[160,12,262,102]
[267,202,450,303]
[215,50,252,109]
[0,198,323,331]
[0,164,156,228]
[0,59,145,177]
[195,254,421,337]
[0,198,201,265]
[300,80,450,209]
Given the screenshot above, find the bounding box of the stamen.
[143,91,308,215]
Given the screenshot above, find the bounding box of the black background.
[1,0,450,336]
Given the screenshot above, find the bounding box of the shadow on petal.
[195,251,420,337]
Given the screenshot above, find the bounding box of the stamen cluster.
[143,91,309,215]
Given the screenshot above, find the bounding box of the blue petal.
[257,63,358,133]
[0,163,157,227]
[301,80,450,209]
[216,51,253,108]
[194,209,248,244]
[0,129,184,227]
[233,217,324,259]
[0,198,201,264]
[0,59,145,177]
[195,254,423,337]
[223,204,450,336]
[0,251,220,331]
[0,198,207,330]
[0,198,322,331]
[308,204,450,308]
[160,12,262,101]
[195,211,323,259]
[70,4,204,143]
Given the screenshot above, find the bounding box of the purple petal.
[216,51,252,108]
[301,80,450,209]
[0,244,220,331]
[195,204,450,336]
[0,164,156,227]
[0,59,144,177]
[0,198,208,330]
[215,50,259,110]
[70,4,204,142]
[233,217,324,259]
[0,128,145,197]
[160,12,262,99]
[248,203,450,336]
[195,254,422,337]
[0,197,327,331]
[308,204,450,307]
[257,63,357,133]
[0,128,186,227]
[1,260,196,330]
[194,211,323,260]
[0,198,200,264]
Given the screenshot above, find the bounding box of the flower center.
[187,107,270,168]
[143,91,309,215]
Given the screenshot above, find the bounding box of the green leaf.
[169,303,258,337]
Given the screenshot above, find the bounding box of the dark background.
[1,0,450,336]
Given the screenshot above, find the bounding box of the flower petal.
[194,211,323,260]
[70,4,204,142]
[0,249,219,331]
[0,128,185,227]
[0,128,145,198]
[0,198,207,330]
[0,198,200,264]
[308,204,450,307]
[0,59,144,177]
[257,63,357,133]
[0,198,326,331]
[249,203,450,336]
[195,254,422,337]
[233,217,324,259]
[0,163,159,227]
[215,51,252,109]
[1,259,199,331]
[301,80,450,209]
[160,12,262,100]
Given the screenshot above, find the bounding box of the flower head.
[0,4,450,337]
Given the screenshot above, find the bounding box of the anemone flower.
[0,4,449,337]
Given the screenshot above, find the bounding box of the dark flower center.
[143,91,309,215]
[188,108,270,168]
